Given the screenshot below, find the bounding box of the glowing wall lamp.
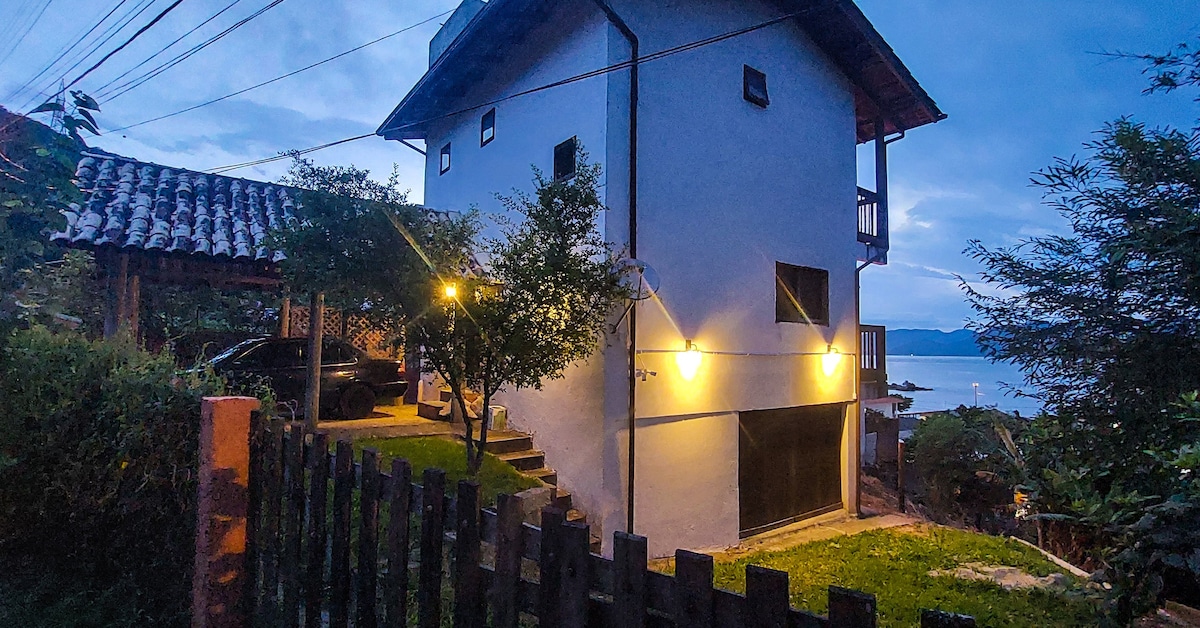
[676,340,703,381]
[821,344,843,377]
[443,283,458,299]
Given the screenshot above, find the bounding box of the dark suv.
[210,337,407,419]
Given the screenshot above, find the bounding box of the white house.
[378,0,943,556]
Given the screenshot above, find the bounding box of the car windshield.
[209,339,264,366]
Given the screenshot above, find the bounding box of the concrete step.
[526,467,557,486]
[484,431,534,455]
[566,508,587,524]
[551,488,573,511]
[496,449,545,471]
[590,534,602,554]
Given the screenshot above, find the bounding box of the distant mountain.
[886,328,984,357]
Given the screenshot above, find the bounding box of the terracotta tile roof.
[52,152,296,262]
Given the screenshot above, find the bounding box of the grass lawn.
[693,525,1100,627]
[346,436,542,506]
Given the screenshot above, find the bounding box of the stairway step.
[551,488,573,511]
[565,508,587,523]
[589,534,602,554]
[497,449,545,471]
[484,432,534,455]
[526,467,557,486]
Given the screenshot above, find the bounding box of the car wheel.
[339,384,376,420]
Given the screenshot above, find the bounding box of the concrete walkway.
[316,402,453,441]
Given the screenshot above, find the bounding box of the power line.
[107,8,452,131]
[3,0,128,104]
[93,0,244,100]
[54,0,190,98]
[19,0,159,112]
[99,0,290,103]
[203,9,809,175]
[0,0,55,67]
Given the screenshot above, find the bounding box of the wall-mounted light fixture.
[443,283,458,299]
[821,343,842,377]
[675,339,703,381]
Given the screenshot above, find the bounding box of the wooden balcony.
[860,324,888,400]
[857,187,889,264]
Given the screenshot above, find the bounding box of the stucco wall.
[412,0,862,553]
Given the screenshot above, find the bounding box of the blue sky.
[2,0,1197,330]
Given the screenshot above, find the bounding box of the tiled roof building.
[52,152,295,262]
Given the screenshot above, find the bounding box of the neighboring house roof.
[377,0,945,143]
[52,152,296,262]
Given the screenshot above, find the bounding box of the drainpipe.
[590,0,639,534]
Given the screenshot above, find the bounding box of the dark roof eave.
[379,0,946,143]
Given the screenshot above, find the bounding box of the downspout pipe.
[589,0,640,534]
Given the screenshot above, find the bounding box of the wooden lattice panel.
[288,305,400,358]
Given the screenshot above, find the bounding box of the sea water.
[886,355,1043,416]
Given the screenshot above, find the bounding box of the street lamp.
[972,382,979,406]
[443,283,458,299]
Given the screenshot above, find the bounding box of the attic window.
[439,143,451,175]
[481,108,495,146]
[744,65,769,108]
[554,137,577,181]
[775,262,829,325]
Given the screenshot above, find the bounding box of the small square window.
[554,137,577,181]
[439,143,451,175]
[744,65,769,108]
[775,262,828,325]
[481,108,495,147]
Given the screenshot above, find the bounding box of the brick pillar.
[193,396,260,628]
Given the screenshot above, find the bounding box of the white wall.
[413,0,862,552]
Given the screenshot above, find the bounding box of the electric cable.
[0,0,55,67]
[92,0,244,100]
[53,0,190,98]
[3,0,127,104]
[99,0,286,103]
[202,9,809,174]
[107,7,452,130]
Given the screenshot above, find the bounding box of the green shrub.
[0,326,226,626]
[905,406,1025,529]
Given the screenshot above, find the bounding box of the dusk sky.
[2,0,1197,331]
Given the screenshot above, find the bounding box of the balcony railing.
[860,324,888,399]
[857,187,885,246]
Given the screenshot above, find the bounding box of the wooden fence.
[247,417,976,627]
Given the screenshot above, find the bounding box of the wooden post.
[612,532,648,628]
[674,550,714,628]
[279,297,292,338]
[115,253,129,332]
[305,292,324,429]
[418,468,446,628]
[193,396,260,628]
[127,273,140,341]
[746,565,789,628]
[330,441,354,628]
[452,480,483,628]
[898,441,906,514]
[358,449,382,628]
[492,494,524,628]
[539,508,566,628]
[282,425,306,627]
[304,433,329,628]
[386,459,413,628]
[559,522,591,627]
[829,586,876,628]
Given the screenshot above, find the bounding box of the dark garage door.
[739,403,845,536]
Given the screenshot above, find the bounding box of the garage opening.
[738,403,845,536]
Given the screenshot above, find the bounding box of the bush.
[905,406,1025,531]
[0,327,226,625]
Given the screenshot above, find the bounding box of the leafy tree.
[275,152,629,474]
[418,156,630,473]
[963,39,1200,619]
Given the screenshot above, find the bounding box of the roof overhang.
[377,0,944,144]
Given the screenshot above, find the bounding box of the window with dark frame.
[481,108,495,146]
[439,142,451,175]
[553,136,577,181]
[744,65,769,108]
[775,262,829,325]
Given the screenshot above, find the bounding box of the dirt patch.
[928,562,1072,590]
